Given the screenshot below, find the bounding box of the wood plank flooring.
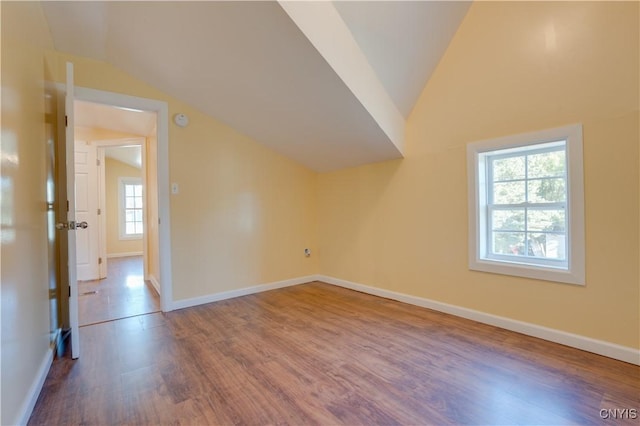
[30,282,639,425]
[78,256,160,326]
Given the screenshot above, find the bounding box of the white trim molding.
[15,348,54,426]
[148,274,161,295]
[319,275,640,365]
[171,275,321,311]
[73,85,173,313]
[107,252,143,259]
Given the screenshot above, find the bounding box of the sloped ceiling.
[42,1,470,172]
[334,1,470,118]
[104,146,142,170]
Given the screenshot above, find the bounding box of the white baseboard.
[148,274,161,295]
[107,252,143,258]
[171,275,321,311]
[15,347,53,425]
[52,328,64,357]
[319,275,640,366]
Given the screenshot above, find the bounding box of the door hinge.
[67,200,69,212]
[65,115,68,127]
[98,257,102,265]
[96,158,100,166]
[97,208,101,215]
[68,286,71,297]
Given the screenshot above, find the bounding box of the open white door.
[74,140,100,281]
[65,62,81,359]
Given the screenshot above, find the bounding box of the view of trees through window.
[488,144,566,261]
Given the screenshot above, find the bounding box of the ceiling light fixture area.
[173,113,189,127]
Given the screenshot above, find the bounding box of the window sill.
[469,257,584,286]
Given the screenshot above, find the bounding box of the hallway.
[78,256,160,326]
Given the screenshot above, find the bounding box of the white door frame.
[74,86,173,312]
[95,138,148,280]
[65,63,80,359]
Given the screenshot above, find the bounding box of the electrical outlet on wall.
[171,183,179,194]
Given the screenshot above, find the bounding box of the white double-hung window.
[467,124,585,285]
[119,177,143,239]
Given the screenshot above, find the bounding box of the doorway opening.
[73,100,161,326]
[78,256,159,326]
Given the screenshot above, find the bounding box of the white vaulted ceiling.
[42,1,470,172]
[333,1,471,118]
[104,146,142,170]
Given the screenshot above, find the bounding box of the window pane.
[126,197,134,208]
[125,210,135,223]
[134,185,142,196]
[528,178,566,203]
[134,197,143,208]
[492,209,525,231]
[126,222,136,235]
[492,232,525,256]
[527,209,565,232]
[527,233,566,260]
[134,210,143,222]
[528,150,565,178]
[135,222,144,234]
[125,185,134,196]
[492,156,525,181]
[493,181,525,204]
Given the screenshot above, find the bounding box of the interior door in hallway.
[75,139,100,281]
[62,61,80,359]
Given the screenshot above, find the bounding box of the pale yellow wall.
[105,158,144,256]
[0,2,55,424]
[45,51,319,301]
[318,1,639,349]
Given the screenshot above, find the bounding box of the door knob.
[55,221,88,230]
[55,222,69,230]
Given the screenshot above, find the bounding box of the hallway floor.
[78,256,160,326]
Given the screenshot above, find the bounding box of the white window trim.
[118,177,143,240]
[467,124,585,285]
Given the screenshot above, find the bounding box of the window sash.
[119,178,143,240]
[123,183,143,236]
[484,143,568,267]
[486,209,568,266]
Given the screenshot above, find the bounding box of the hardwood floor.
[78,256,160,326]
[31,282,639,425]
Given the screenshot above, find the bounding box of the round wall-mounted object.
[173,113,189,127]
